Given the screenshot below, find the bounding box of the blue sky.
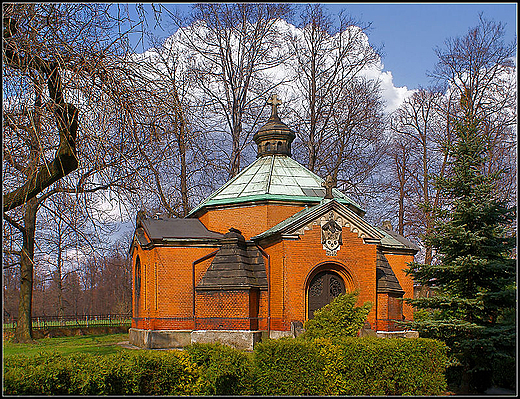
[321,3,517,90]
[153,3,516,91]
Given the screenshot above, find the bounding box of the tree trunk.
[179,132,189,217]
[307,59,317,172]
[398,188,405,236]
[57,245,65,326]
[230,117,242,178]
[172,86,190,216]
[14,197,38,343]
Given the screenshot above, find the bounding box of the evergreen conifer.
[405,102,516,393]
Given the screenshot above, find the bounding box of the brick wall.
[131,245,218,330]
[195,290,254,330]
[376,292,406,331]
[198,203,305,239]
[384,253,415,322]
[262,223,378,331]
[131,201,415,333]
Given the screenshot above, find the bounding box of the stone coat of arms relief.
[321,211,343,256]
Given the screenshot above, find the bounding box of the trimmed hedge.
[4,351,201,395]
[253,337,448,396]
[4,338,448,396]
[316,337,448,395]
[253,337,327,395]
[184,342,254,395]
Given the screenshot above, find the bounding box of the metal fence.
[3,314,132,330]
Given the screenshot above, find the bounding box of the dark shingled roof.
[135,228,151,246]
[196,229,268,291]
[140,218,223,240]
[376,251,404,295]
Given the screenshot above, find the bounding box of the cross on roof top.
[322,175,336,199]
[267,94,282,118]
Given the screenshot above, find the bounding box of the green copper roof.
[188,154,364,217]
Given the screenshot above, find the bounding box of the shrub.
[185,342,253,395]
[4,337,448,396]
[3,352,77,395]
[315,337,449,395]
[252,338,326,395]
[251,336,447,396]
[130,351,200,395]
[301,290,372,340]
[3,351,200,395]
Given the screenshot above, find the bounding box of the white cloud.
[378,70,416,114]
[362,62,415,114]
[135,19,416,116]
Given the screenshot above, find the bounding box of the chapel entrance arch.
[306,264,354,319]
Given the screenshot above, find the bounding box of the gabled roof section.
[251,199,419,253]
[376,226,421,252]
[187,154,364,217]
[251,199,383,243]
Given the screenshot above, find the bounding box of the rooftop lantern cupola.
[253,94,296,157]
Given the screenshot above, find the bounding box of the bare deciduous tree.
[2,4,115,211]
[285,5,385,211]
[174,3,294,178]
[288,4,382,174]
[389,88,452,265]
[431,14,516,124]
[430,13,517,221]
[384,15,516,296]
[2,3,165,342]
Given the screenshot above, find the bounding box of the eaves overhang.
[375,227,420,254]
[187,193,362,218]
[133,237,222,251]
[130,217,224,252]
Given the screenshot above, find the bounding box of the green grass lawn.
[3,333,131,357]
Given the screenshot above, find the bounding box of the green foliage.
[405,102,516,392]
[4,337,449,396]
[301,290,372,340]
[3,351,200,395]
[252,337,327,395]
[252,336,448,396]
[3,352,76,395]
[315,337,448,396]
[184,342,254,395]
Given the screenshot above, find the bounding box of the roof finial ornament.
[322,175,336,199]
[253,94,295,157]
[267,94,282,119]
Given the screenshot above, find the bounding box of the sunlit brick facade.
[129,96,419,347]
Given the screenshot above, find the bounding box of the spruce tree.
[405,103,516,393]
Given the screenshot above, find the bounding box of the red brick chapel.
[129,95,419,350]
